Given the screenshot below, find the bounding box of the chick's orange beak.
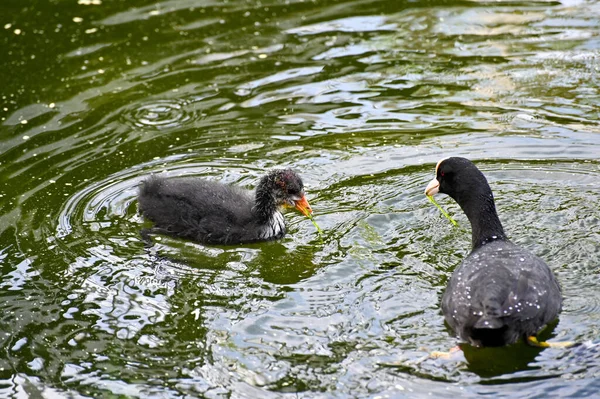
[294,195,313,217]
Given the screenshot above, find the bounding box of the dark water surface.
[1,0,599,397]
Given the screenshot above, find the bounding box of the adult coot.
[425,157,564,348]
[138,169,313,245]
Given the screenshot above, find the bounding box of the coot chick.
[425,157,564,348]
[138,169,313,245]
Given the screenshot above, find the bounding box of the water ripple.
[2,0,600,397]
[122,100,193,129]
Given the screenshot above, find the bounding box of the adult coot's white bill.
[138,169,313,245]
[425,157,567,349]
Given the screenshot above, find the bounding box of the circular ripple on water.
[56,166,142,240]
[122,99,193,129]
[54,156,224,241]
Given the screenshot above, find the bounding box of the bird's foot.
[526,336,579,348]
[430,346,461,359]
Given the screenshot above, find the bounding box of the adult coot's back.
[425,157,562,347]
[138,169,313,245]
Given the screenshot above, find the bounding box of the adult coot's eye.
[440,171,445,177]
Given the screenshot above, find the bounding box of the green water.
[1,0,599,397]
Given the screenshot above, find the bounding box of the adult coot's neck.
[456,188,506,249]
[453,180,506,250]
[253,173,280,223]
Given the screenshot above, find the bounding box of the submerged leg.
[140,227,173,246]
[140,228,154,246]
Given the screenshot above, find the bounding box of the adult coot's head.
[425,157,489,202]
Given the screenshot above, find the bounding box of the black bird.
[138,169,313,245]
[425,157,565,348]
